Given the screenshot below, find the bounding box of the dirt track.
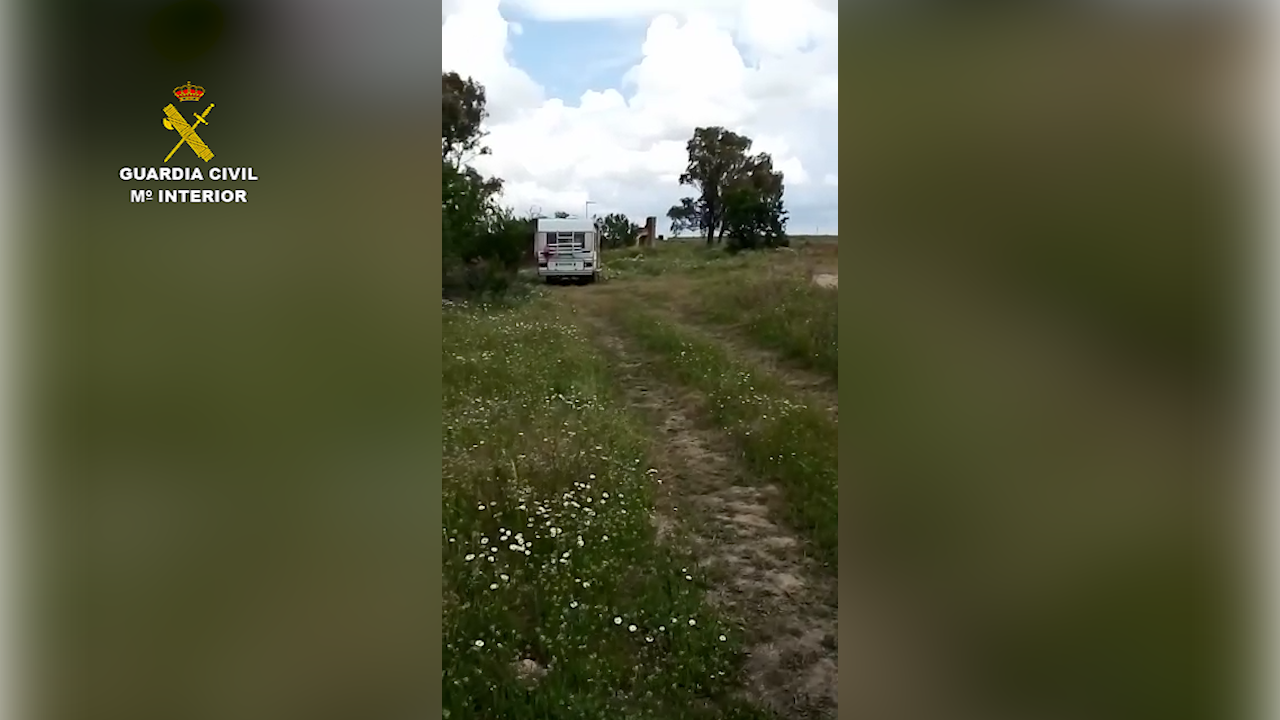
[561,281,840,718]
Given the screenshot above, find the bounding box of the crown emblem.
[173,81,205,102]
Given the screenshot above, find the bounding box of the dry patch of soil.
[813,273,838,288]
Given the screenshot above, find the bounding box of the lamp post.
[585,200,595,220]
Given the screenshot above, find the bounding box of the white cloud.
[737,0,829,57]
[498,0,746,22]
[442,0,838,232]
[441,0,543,122]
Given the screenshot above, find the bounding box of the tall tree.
[722,153,789,251]
[677,126,754,245]
[442,72,489,167]
[441,72,528,296]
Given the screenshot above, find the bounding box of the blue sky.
[505,16,647,101]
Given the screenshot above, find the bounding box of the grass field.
[442,239,840,719]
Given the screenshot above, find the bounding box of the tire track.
[568,296,839,719]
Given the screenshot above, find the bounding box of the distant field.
[665,234,838,245]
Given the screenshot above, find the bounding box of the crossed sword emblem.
[162,103,215,162]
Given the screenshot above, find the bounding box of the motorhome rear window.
[546,231,585,248]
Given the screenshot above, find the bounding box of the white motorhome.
[534,217,599,283]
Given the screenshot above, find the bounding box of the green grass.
[442,298,772,720]
[600,243,758,280]
[599,236,837,282]
[606,304,838,569]
[696,270,838,379]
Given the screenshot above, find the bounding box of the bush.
[443,159,533,299]
[443,258,513,298]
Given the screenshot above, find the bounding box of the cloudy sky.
[442,0,838,234]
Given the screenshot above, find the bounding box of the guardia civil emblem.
[162,81,215,162]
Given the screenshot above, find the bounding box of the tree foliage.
[442,72,529,297]
[552,210,571,219]
[442,72,489,166]
[722,154,789,251]
[679,127,753,245]
[666,198,702,237]
[670,126,789,249]
[594,212,641,249]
